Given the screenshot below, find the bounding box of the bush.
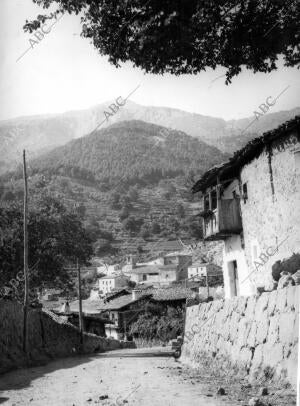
[272,253,300,281]
[129,306,184,342]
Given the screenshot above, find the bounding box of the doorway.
[228,260,239,297]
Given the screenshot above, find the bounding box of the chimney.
[132,289,138,301]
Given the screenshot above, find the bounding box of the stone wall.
[0,300,135,374]
[181,286,299,389]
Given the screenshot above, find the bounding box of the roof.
[130,265,160,274]
[158,264,178,271]
[192,116,300,193]
[97,293,151,311]
[165,252,192,257]
[99,274,127,280]
[146,240,185,251]
[69,299,106,315]
[150,286,196,301]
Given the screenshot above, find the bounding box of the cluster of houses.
[92,252,222,298]
[42,116,299,342]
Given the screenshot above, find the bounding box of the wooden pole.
[23,150,29,354]
[77,259,84,348]
[205,272,209,299]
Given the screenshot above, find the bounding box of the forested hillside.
[13,120,228,189]
[0,120,227,259]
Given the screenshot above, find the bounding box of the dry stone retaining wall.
[181,286,299,389]
[0,300,135,374]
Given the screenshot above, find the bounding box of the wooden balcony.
[202,198,242,240]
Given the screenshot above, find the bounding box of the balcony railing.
[202,198,242,240]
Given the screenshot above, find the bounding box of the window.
[143,275,147,281]
[242,183,248,203]
[204,194,210,211]
[294,149,300,171]
[211,189,217,210]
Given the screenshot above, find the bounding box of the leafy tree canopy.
[0,195,93,294]
[25,0,300,82]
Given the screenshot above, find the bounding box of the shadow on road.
[0,354,96,393]
[97,351,174,358]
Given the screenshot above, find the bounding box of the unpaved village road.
[0,347,295,406]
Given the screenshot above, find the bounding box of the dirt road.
[0,347,245,406]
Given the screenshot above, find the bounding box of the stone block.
[267,314,280,345]
[245,295,256,319]
[279,311,297,345]
[262,342,283,368]
[256,311,269,344]
[247,321,257,347]
[267,289,278,316]
[286,285,297,310]
[255,293,269,318]
[276,287,288,312]
[251,344,264,371]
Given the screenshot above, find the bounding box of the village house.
[192,117,300,298]
[97,290,151,340]
[98,274,129,296]
[187,262,222,279]
[127,252,192,286]
[97,263,121,276]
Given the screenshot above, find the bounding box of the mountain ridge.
[1,101,299,174]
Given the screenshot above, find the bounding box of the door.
[228,260,239,297]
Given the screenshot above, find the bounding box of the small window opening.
[242,183,248,203]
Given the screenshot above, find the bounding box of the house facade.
[193,117,300,298]
[187,262,222,279]
[98,275,129,296]
[128,253,192,286]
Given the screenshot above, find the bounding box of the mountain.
[0,120,227,256]
[1,101,299,173]
[27,120,229,187]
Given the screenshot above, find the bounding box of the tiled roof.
[158,264,178,270]
[150,287,195,301]
[69,299,105,314]
[130,265,160,274]
[192,116,300,193]
[96,293,151,310]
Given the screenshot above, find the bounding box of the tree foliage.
[0,196,94,293]
[129,305,184,342]
[25,1,300,83]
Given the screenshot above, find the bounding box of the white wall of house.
[240,134,300,291]
[98,276,128,295]
[220,133,300,298]
[223,235,253,298]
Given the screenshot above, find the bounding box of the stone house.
[97,290,151,340]
[192,117,300,298]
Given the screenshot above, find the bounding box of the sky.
[0,0,299,122]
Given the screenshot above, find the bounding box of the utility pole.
[77,259,84,348]
[23,150,29,354]
[205,272,210,299]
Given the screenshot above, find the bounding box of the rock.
[217,387,226,395]
[259,387,268,396]
[248,398,266,406]
[99,395,109,400]
[277,274,295,289]
[292,270,300,285]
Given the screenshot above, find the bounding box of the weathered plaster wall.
[240,134,300,290]
[181,285,299,389]
[223,235,252,298]
[0,300,135,375]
